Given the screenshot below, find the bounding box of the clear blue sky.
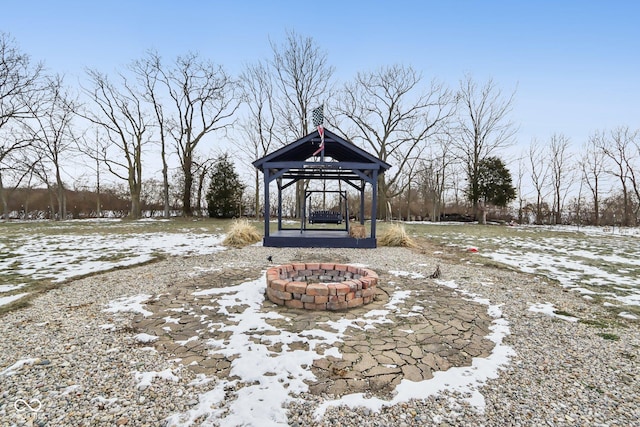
[2,0,639,157]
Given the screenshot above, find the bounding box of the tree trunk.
[56,168,66,220]
[96,190,101,218]
[182,157,193,217]
[477,200,487,225]
[555,190,562,224]
[622,184,630,227]
[406,183,411,221]
[295,181,304,219]
[196,170,207,217]
[162,151,170,219]
[377,175,389,220]
[23,194,29,219]
[47,188,56,220]
[535,192,543,224]
[95,151,102,218]
[130,186,142,219]
[0,175,8,220]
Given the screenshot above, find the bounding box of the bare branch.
[80,68,151,218]
[335,64,456,216]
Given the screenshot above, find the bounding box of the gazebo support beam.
[371,170,378,238]
[263,168,270,238]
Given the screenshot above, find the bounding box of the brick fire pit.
[265,263,378,310]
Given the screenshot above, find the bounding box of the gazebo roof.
[253,128,389,248]
[252,128,391,172]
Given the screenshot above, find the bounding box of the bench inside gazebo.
[252,128,390,248]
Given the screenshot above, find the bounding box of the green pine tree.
[206,153,245,218]
[475,156,517,207]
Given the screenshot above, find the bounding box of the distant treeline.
[3,187,153,219]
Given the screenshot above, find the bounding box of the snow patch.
[0,284,26,293]
[0,292,29,307]
[104,294,153,317]
[618,311,638,320]
[133,368,179,390]
[134,333,159,343]
[528,302,579,322]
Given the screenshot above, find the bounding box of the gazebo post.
[277,178,283,231]
[263,169,270,238]
[371,170,378,239]
[360,180,365,225]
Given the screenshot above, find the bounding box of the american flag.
[312,105,324,156]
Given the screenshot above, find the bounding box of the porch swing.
[304,190,348,229]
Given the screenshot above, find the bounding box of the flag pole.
[312,104,325,159]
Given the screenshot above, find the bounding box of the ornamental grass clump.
[349,224,367,239]
[378,223,417,248]
[223,219,262,248]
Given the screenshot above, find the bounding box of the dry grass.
[378,223,417,247]
[349,224,367,239]
[223,219,262,248]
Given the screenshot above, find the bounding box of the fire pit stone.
[265,263,378,310]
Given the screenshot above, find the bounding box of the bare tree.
[0,32,45,218]
[403,146,425,220]
[580,131,607,226]
[0,134,33,218]
[515,155,527,224]
[235,60,276,218]
[22,75,77,219]
[455,75,516,224]
[528,139,550,224]
[336,64,455,218]
[598,126,637,226]
[624,128,640,223]
[131,51,172,218]
[82,69,151,219]
[157,52,239,217]
[0,32,44,131]
[193,156,215,217]
[549,133,572,224]
[75,128,107,217]
[416,134,456,221]
[270,30,334,142]
[269,30,335,217]
[0,147,39,218]
[140,178,165,216]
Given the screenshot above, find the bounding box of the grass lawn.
[1,218,639,318]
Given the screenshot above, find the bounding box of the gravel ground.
[0,245,638,426]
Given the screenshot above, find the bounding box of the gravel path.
[1,245,638,426]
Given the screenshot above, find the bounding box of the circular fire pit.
[265,263,378,311]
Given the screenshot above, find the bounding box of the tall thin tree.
[158,52,239,217]
[23,74,77,219]
[527,139,550,224]
[549,133,572,224]
[269,30,334,217]
[454,75,516,224]
[235,60,276,218]
[132,51,172,218]
[0,32,45,218]
[82,69,151,219]
[581,131,607,226]
[597,126,636,226]
[270,30,334,142]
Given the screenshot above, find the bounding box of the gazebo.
[252,128,391,248]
